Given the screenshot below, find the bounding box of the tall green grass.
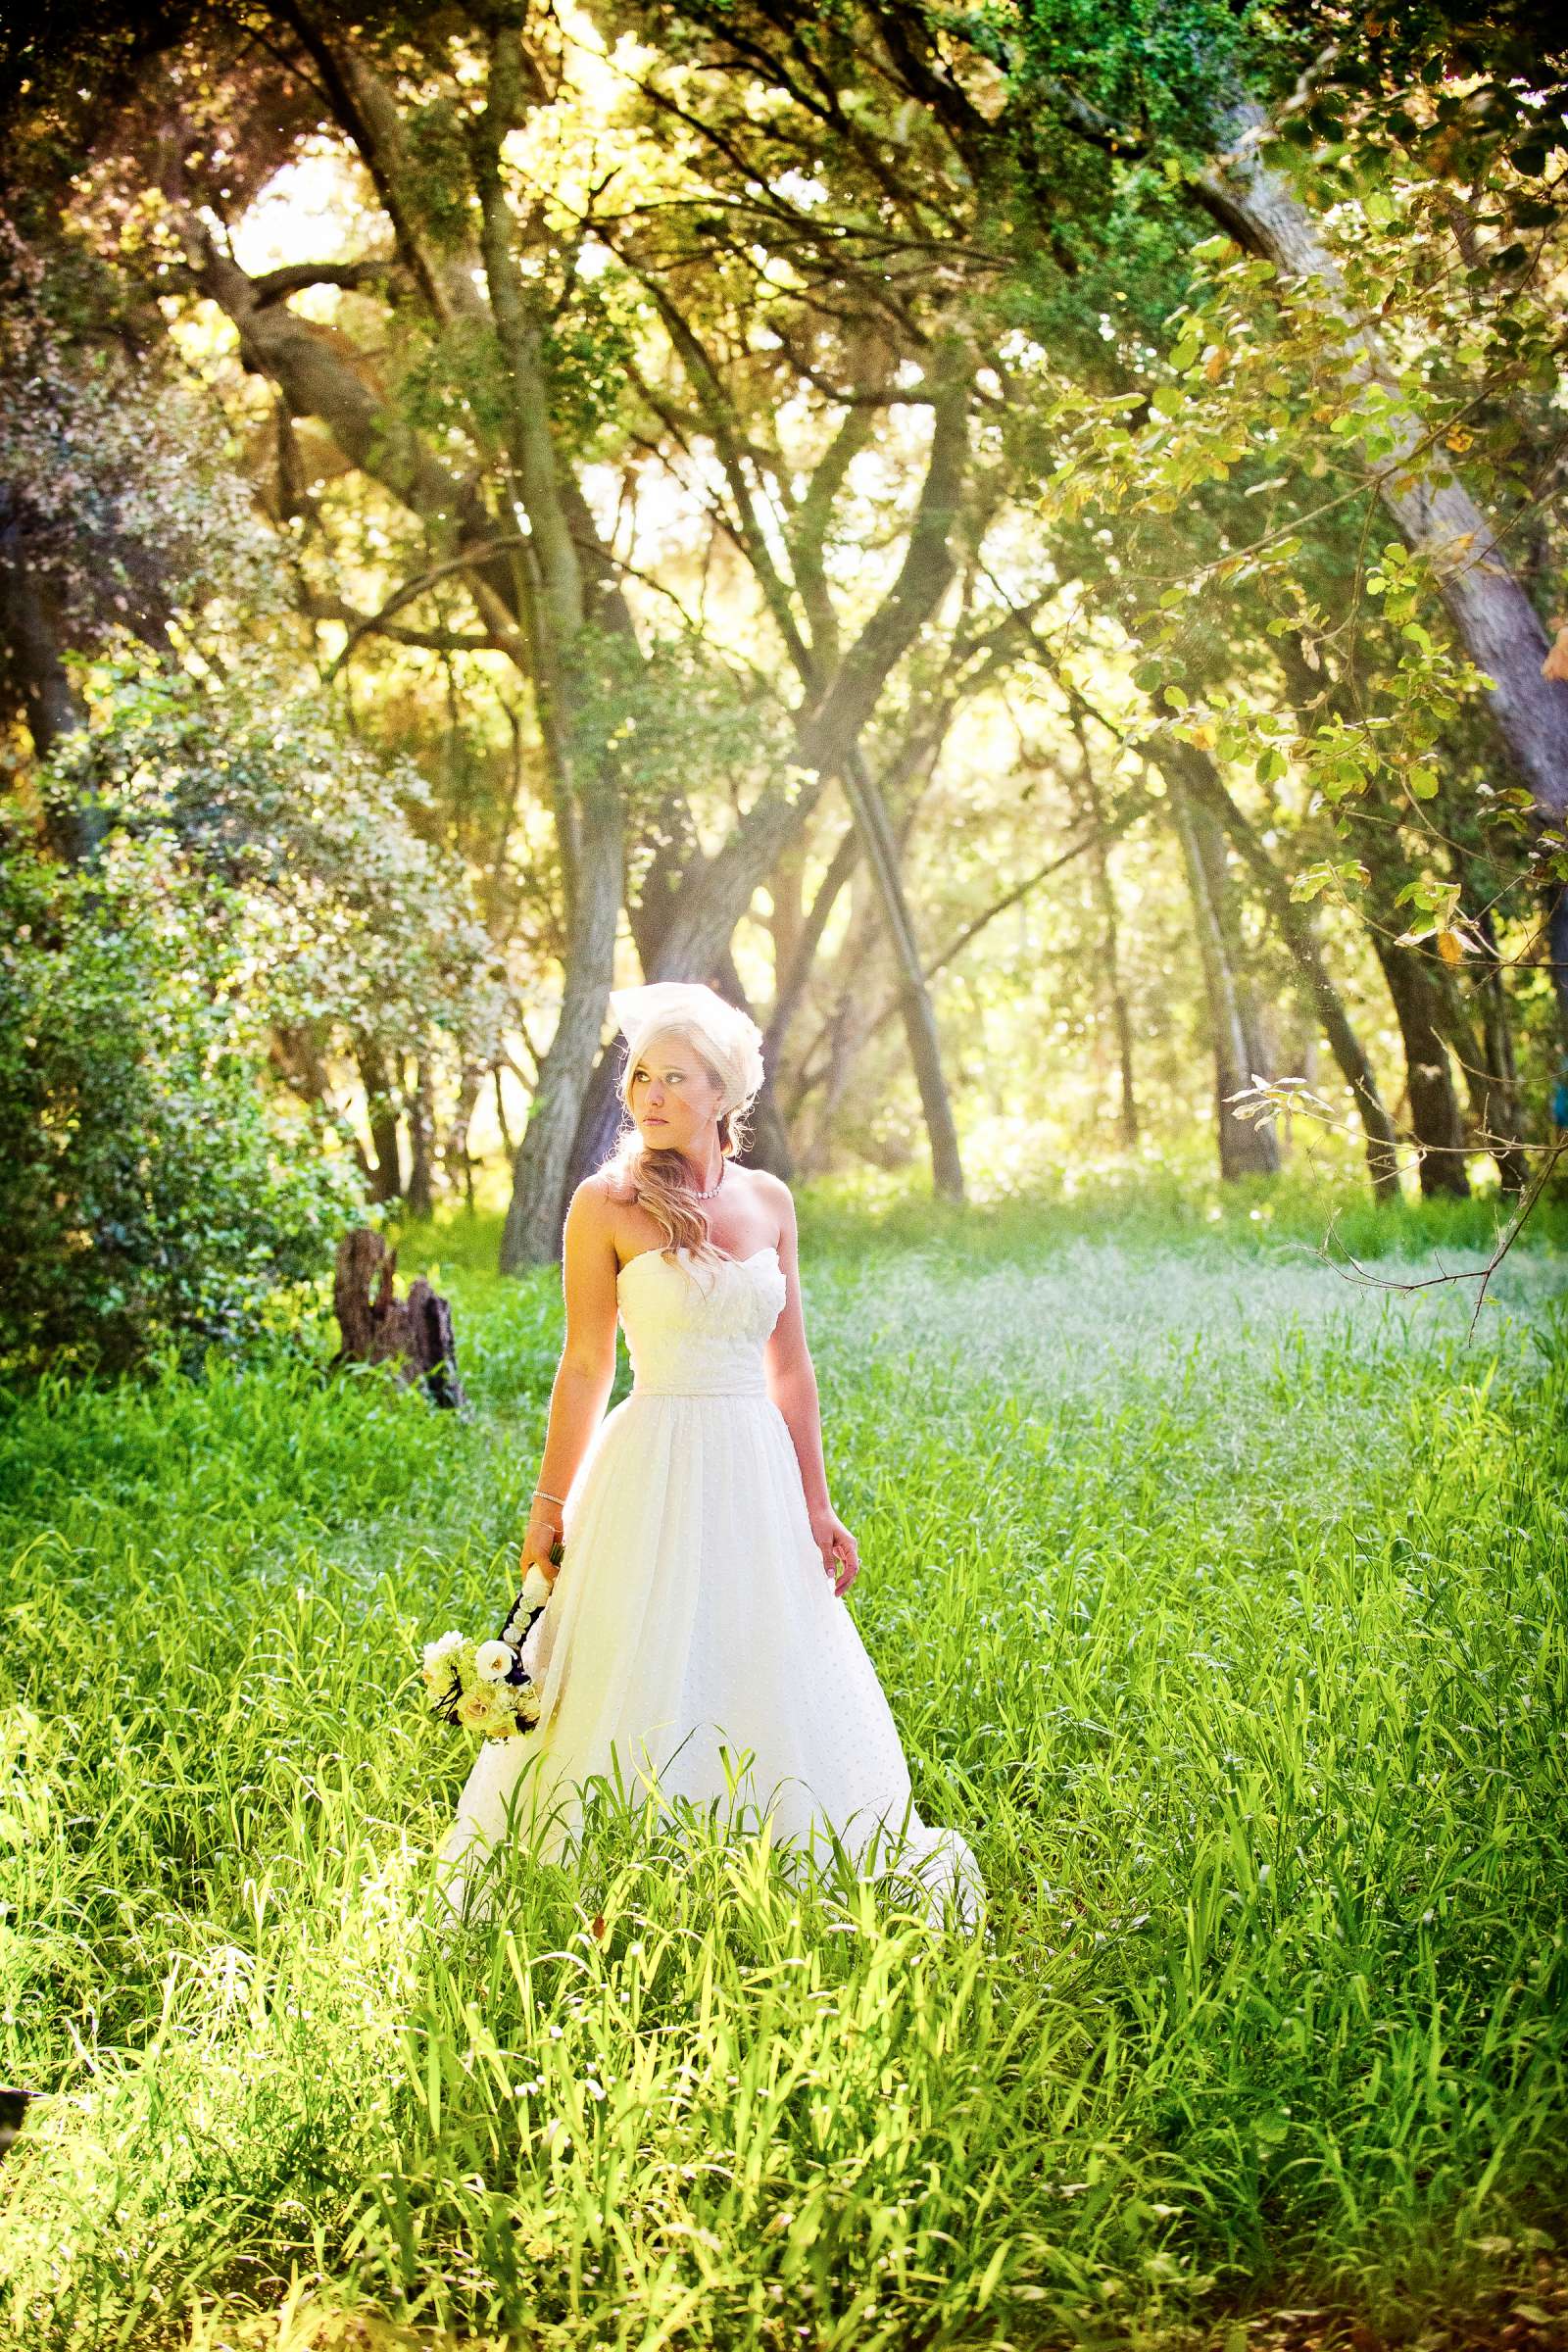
[1,1185,1564,2349]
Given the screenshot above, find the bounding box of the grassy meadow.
[1,1178,1566,2351]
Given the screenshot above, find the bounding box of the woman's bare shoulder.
[747,1167,796,1229]
[749,1167,794,1206]
[576,1167,636,1209]
[565,1170,630,1244]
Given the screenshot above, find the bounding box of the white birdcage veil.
[609,982,765,1119]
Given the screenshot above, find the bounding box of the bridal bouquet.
[421,1542,562,1741]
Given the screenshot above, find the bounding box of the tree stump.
[331,1228,469,1413]
[0,2086,33,2166]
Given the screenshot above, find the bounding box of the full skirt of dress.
[434,1377,986,1933]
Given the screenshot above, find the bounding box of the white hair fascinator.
[609,981,765,1119]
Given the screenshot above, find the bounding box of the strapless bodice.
[616,1245,787,1396]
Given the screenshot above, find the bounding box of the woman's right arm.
[519,1179,621,1585]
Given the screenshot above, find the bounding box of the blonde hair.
[598,1019,760,1266]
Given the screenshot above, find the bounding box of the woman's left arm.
[763,1182,860,1596]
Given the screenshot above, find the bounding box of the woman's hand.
[810,1506,859,1598]
[521,1496,565,1589]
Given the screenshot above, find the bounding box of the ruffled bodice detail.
[618,1245,787,1397]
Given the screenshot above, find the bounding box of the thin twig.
[1316,1135,1566,1339]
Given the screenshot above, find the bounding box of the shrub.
[0,810,364,1376]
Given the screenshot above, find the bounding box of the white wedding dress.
[435,1242,985,1932]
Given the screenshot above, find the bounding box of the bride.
[434,979,986,1932]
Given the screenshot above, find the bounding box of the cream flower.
[474,1639,514,1684]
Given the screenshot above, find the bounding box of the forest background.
[4,0,1568,1365]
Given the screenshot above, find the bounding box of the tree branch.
[250,257,402,307]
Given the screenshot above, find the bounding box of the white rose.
[520,1563,554,1610]
[474,1639,515,1684]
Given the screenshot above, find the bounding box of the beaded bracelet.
[532,1487,565,1508]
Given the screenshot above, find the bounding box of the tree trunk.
[1168,769,1281,1179]
[784,351,972,1203]
[0,484,102,861]
[767,818,861,1077]
[356,1040,404,1203]
[269,1022,374,1185]
[445,1064,483,1211]
[800,946,881,1176]
[0,2085,34,2166]
[494,1064,514,1161]
[768,832,808,1006]
[1069,736,1140,1147]
[1274,632,1529,1192]
[1320,798,1473,1198]
[712,944,795,1180]
[839,745,964,1200]
[407,1057,436,1220]
[1189,774,1278,1114]
[1165,744,1402,1199]
[561,588,972,1218]
[497,796,622,1269]
[1368,936,1471,1198]
[464,28,633,1273]
[0,500,79,760]
[1469,906,1531,1194]
[1429,908,1531,1195]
